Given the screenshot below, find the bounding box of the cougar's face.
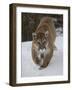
[32,31,49,59]
[36,36,48,59]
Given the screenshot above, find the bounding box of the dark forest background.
[21,13,63,42]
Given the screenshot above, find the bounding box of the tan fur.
[32,17,56,69]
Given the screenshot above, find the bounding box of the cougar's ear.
[45,31,49,38]
[32,32,37,40]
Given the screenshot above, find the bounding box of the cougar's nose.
[40,47,43,49]
[40,45,45,49]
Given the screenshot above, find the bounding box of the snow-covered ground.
[21,35,63,77]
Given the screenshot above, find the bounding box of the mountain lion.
[32,17,56,69]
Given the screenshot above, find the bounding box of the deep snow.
[21,36,63,77]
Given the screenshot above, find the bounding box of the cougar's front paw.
[39,66,44,70]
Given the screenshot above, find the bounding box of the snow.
[21,36,63,77]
